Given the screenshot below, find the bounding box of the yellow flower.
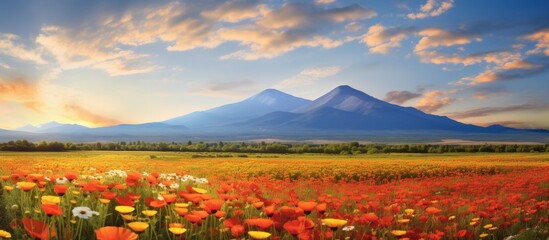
[489,227,498,231]
[0,229,11,238]
[142,210,158,217]
[397,219,410,224]
[448,215,456,220]
[16,182,36,191]
[471,217,480,222]
[99,199,111,204]
[321,218,347,228]
[192,187,207,194]
[391,230,407,237]
[3,186,13,192]
[72,190,80,195]
[128,222,149,233]
[248,231,272,239]
[41,195,61,205]
[121,214,134,221]
[115,206,135,214]
[404,209,414,215]
[169,227,187,235]
[479,233,489,238]
[175,202,189,208]
[483,224,493,229]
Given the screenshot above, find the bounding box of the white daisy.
[72,206,93,219]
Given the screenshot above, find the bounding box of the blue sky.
[0,0,548,129]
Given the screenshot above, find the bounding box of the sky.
[0,0,548,129]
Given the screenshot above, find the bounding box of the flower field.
[0,152,548,239]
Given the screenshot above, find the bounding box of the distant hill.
[3,86,547,143]
[163,89,311,128]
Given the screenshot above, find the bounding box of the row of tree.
[1,140,548,154]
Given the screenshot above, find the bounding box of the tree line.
[0,140,548,154]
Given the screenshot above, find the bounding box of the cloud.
[0,76,41,111]
[471,85,507,100]
[275,66,342,89]
[221,3,376,60]
[0,62,11,69]
[0,33,45,64]
[363,24,414,54]
[64,103,121,127]
[447,104,548,119]
[384,90,421,104]
[36,26,156,76]
[525,28,549,56]
[362,25,478,54]
[187,79,260,99]
[315,0,336,4]
[415,28,481,51]
[416,90,458,113]
[407,0,454,19]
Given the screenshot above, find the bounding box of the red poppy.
[54,185,69,196]
[204,199,224,214]
[161,193,176,204]
[95,226,138,240]
[41,204,63,217]
[283,219,305,236]
[64,171,78,181]
[184,214,203,224]
[101,191,117,200]
[246,218,274,230]
[264,205,276,217]
[230,225,245,237]
[22,217,57,240]
[115,196,135,207]
[127,192,141,201]
[149,200,166,208]
[298,201,317,215]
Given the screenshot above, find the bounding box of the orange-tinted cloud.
[525,28,549,56]
[407,0,454,19]
[447,104,548,119]
[0,76,42,111]
[415,28,480,51]
[363,24,413,54]
[64,103,120,127]
[0,33,45,64]
[416,90,458,113]
[384,90,421,104]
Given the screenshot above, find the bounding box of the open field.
[0,152,548,239]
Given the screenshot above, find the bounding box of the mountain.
[15,122,89,133]
[1,86,547,142]
[241,85,485,131]
[163,89,311,128]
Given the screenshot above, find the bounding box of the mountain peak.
[295,85,384,114]
[246,88,306,106]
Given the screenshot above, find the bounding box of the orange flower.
[64,171,78,181]
[149,200,166,208]
[95,226,138,240]
[425,207,442,215]
[246,218,274,230]
[41,204,63,217]
[16,181,36,192]
[204,199,224,214]
[184,214,203,224]
[53,185,69,196]
[22,217,57,240]
[298,201,318,215]
[101,191,117,200]
[161,193,177,204]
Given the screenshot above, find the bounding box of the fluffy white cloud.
[407,0,454,19]
[0,33,45,64]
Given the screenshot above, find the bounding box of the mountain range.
[1,86,547,142]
